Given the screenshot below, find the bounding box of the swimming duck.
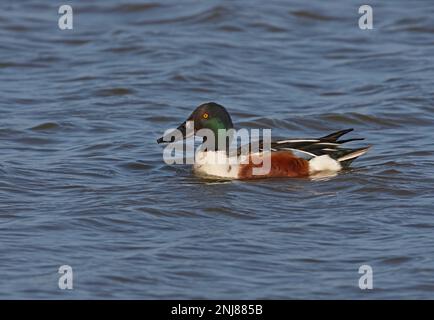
[157,102,370,179]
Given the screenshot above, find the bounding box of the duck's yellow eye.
[202,112,209,119]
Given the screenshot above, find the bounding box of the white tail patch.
[309,155,342,174]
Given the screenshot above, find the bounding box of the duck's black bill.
[156,121,187,144]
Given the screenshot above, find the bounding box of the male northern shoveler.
[157,102,370,179]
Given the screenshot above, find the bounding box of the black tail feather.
[250,129,370,168]
[338,138,365,144]
[319,128,353,142]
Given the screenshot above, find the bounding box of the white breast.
[193,151,239,179]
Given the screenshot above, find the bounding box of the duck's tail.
[319,128,365,144]
[331,146,372,168]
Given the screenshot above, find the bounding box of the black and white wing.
[243,128,370,167]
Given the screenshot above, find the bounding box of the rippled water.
[1,0,434,299]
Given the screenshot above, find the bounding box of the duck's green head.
[157,102,234,148]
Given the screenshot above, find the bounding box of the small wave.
[4,25,32,32]
[132,5,231,26]
[95,88,135,97]
[30,122,60,131]
[403,26,434,34]
[79,143,114,152]
[217,25,244,32]
[290,10,336,22]
[381,256,412,265]
[248,22,287,33]
[320,91,346,97]
[120,161,153,171]
[14,137,57,145]
[0,62,46,69]
[320,113,399,127]
[103,45,143,54]
[55,39,91,46]
[113,3,162,13]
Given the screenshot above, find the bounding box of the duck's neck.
[202,136,232,153]
[202,118,234,152]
